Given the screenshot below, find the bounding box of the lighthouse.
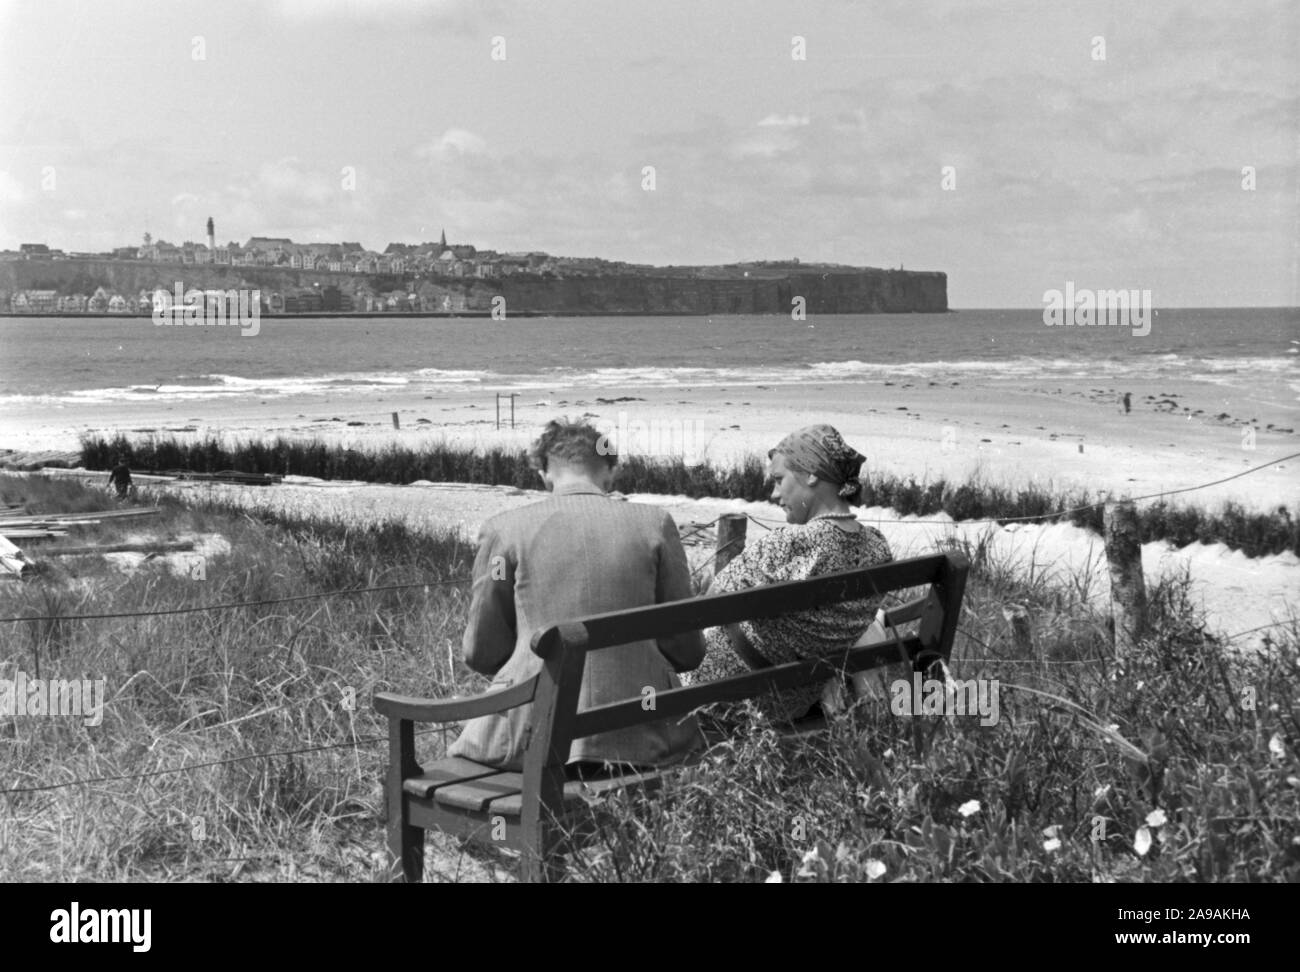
[206,216,215,251]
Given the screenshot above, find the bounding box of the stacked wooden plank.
[168,470,282,486]
[0,506,160,540]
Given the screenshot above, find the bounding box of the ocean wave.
[1,355,1293,407]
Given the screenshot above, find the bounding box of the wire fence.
[0,452,1294,799]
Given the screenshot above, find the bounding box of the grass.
[1,472,1296,882]
[79,433,1299,557]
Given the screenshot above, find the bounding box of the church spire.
[439,228,447,248]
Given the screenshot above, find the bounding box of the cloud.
[0,170,27,205]
[757,114,810,128]
[418,128,488,159]
[270,0,498,32]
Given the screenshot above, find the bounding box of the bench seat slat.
[434,772,527,812]
[402,756,507,799]
[486,768,668,816]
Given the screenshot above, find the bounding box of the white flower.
[765,870,784,883]
[1145,809,1167,828]
[1268,733,1286,758]
[958,799,981,818]
[1107,724,1120,733]
[882,748,894,760]
[1043,837,1061,853]
[1042,824,1061,838]
[864,859,886,880]
[1134,826,1152,856]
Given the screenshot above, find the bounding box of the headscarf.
[769,424,865,499]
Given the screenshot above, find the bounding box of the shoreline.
[5,374,1294,509]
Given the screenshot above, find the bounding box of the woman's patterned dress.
[685,518,893,722]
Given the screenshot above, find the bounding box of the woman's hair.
[527,417,618,472]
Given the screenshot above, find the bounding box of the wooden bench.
[373,551,969,882]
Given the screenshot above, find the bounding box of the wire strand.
[0,577,471,625]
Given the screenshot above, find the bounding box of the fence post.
[1103,499,1148,655]
[391,411,400,430]
[1002,603,1033,654]
[714,513,747,576]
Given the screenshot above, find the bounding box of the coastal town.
[1,218,837,316]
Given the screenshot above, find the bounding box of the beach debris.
[0,535,36,577]
[0,449,83,471]
[0,506,161,539]
[168,470,282,486]
[44,539,197,557]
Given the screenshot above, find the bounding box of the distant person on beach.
[684,424,893,723]
[1123,392,1132,414]
[447,418,705,775]
[107,456,133,498]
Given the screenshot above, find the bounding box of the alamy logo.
[0,670,106,727]
[594,411,709,464]
[1042,282,1151,336]
[152,282,260,336]
[890,672,1000,726]
[50,902,151,952]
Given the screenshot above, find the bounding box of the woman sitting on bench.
[685,424,892,722]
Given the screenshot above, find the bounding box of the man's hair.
[528,417,617,472]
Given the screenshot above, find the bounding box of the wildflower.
[1134,827,1152,857]
[1043,838,1061,853]
[765,870,784,883]
[1268,733,1285,758]
[864,859,886,880]
[1145,809,1166,828]
[958,799,980,818]
[797,848,822,879]
[1042,824,1061,838]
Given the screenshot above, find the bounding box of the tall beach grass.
[81,433,1300,557]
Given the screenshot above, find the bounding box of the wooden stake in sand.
[1103,499,1148,655]
[1002,603,1034,653]
[45,540,197,557]
[714,513,748,576]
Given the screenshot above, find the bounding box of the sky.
[0,0,1296,307]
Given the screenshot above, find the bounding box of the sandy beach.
[3,369,1297,507]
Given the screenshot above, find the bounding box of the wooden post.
[714,513,747,576]
[520,623,588,882]
[495,395,500,430]
[391,411,400,430]
[1104,499,1148,655]
[386,716,423,882]
[1002,603,1033,654]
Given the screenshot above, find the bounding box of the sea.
[0,308,1295,406]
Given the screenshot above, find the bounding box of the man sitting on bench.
[446,418,707,778]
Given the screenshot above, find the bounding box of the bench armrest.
[373,675,539,723]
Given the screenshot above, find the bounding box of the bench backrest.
[517,552,968,816]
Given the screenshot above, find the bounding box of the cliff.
[0,259,947,315]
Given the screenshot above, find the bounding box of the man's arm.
[654,513,706,673]
[461,520,517,677]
